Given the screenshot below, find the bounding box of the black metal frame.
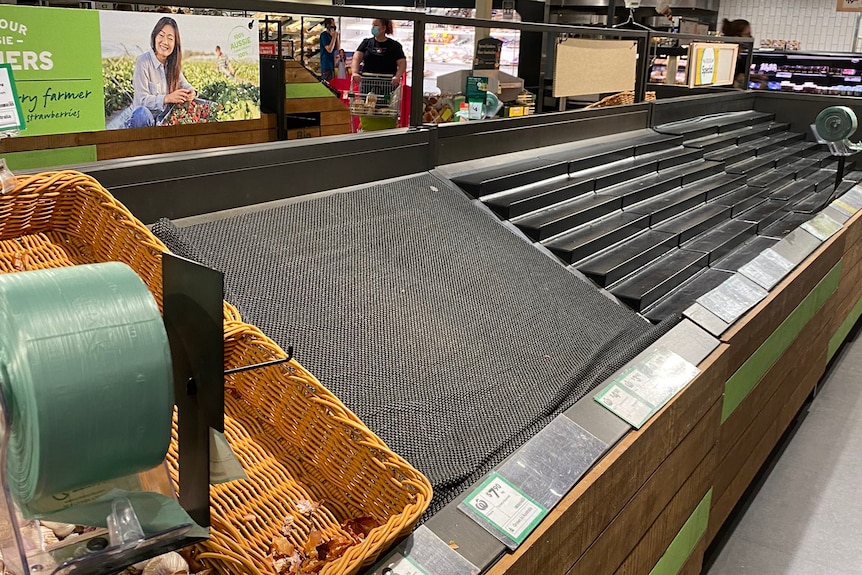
[78,89,862,226]
[249,5,753,126]
[642,31,754,96]
[129,0,652,125]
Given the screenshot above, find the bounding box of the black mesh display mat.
[152,173,673,517]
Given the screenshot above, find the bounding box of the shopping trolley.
[348,73,404,132]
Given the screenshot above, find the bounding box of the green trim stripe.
[828,292,862,361]
[285,83,336,99]
[721,262,842,423]
[649,489,713,575]
[3,146,97,171]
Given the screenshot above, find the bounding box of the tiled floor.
[704,328,862,575]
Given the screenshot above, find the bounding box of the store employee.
[351,18,407,87]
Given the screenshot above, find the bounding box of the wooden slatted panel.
[567,400,720,575]
[285,97,348,114]
[321,110,351,125]
[95,128,275,160]
[614,449,716,575]
[487,346,729,575]
[719,235,845,376]
[677,536,707,575]
[708,350,827,544]
[320,124,351,137]
[714,308,830,499]
[2,116,276,152]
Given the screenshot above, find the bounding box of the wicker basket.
[0,171,432,575]
[585,90,657,109]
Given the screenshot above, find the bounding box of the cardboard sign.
[553,39,636,98]
[837,0,862,12]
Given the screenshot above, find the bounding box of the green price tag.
[595,348,700,428]
[462,472,547,545]
[0,64,25,133]
[368,550,430,575]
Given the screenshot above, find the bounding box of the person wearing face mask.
[128,16,198,128]
[351,18,407,88]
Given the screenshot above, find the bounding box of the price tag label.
[462,473,547,545]
[832,199,858,217]
[801,212,843,241]
[368,552,429,575]
[366,525,479,575]
[0,64,24,132]
[683,303,730,337]
[596,383,653,425]
[739,248,795,291]
[697,274,768,323]
[594,348,700,428]
[842,186,862,210]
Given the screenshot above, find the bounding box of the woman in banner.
[128,16,199,128]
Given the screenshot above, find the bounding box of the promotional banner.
[0,6,260,137]
[100,11,260,130]
[2,6,105,136]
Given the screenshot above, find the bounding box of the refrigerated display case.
[750,50,862,97]
[340,9,521,94]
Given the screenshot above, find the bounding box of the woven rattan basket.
[585,90,656,109]
[0,171,432,575]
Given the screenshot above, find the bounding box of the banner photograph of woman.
[100,10,261,130]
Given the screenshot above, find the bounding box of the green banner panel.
[828,292,862,361]
[3,6,106,136]
[3,146,97,171]
[285,83,337,99]
[649,489,713,575]
[722,261,842,422]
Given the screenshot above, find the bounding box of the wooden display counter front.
[487,202,862,575]
[57,90,861,575]
[0,114,277,171]
[284,60,351,139]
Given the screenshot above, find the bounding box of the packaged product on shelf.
[422,94,456,123]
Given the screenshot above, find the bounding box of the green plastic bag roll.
[0,262,174,506]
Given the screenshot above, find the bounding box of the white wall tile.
[718,0,859,52]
